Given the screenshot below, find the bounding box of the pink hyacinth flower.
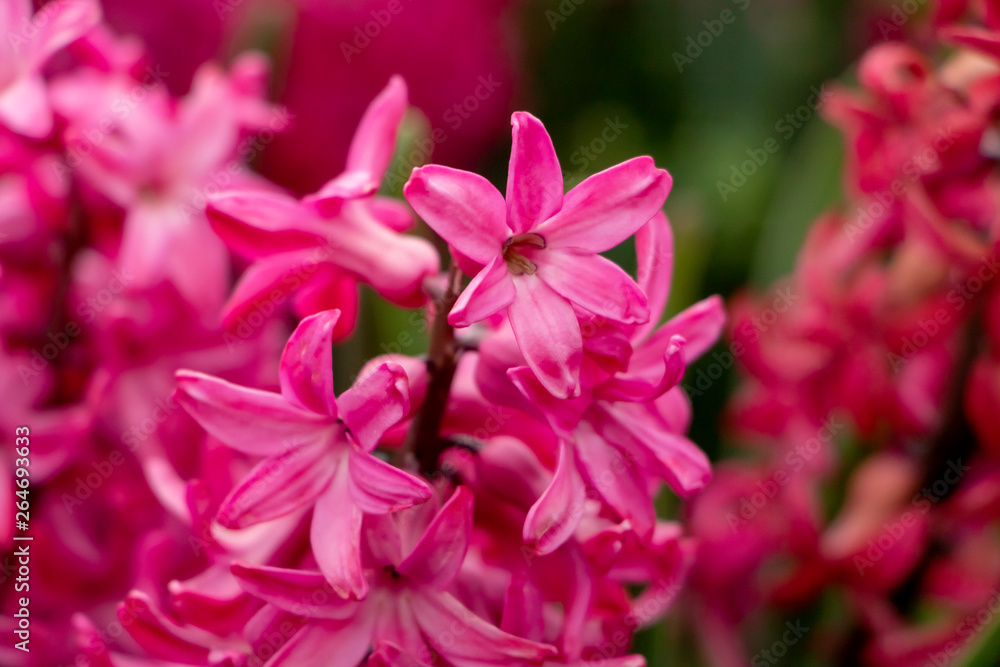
[207,76,439,337]
[405,112,672,398]
[174,309,432,599]
[232,487,558,666]
[0,0,101,137]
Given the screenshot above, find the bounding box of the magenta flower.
[207,76,439,337]
[404,112,672,398]
[0,0,101,137]
[232,487,558,666]
[175,309,432,599]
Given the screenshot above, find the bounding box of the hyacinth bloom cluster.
[685,3,1000,666]
[0,4,723,666]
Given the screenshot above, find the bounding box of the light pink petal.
[279,309,341,416]
[206,191,328,260]
[261,619,372,667]
[0,75,51,138]
[0,1,31,36]
[404,165,508,264]
[217,441,335,528]
[175,370,332,456]
[500,574,544,642]
[508,275,582,399]
[524,440,587,555]
[448,255,515,327]
[221,250,318,326]
[338,362,410,451]
[119,591,243,663]
[507,365,588,436]
[596,336,686,403]
[316,199,439,308]
[312,469,367,599]
[537,247,649,324]
[575,422,655,542]
[506,112,563,234]
[636,295,726,365]
[634,211,673,339]
[346,75,408,179]
[369,196,414,232]
[603,403,711,496]
[535,157,672,252]
[231,563,359,619]
[412,591,558,665]
[30,0,102,66]
[398,487,473,588]
[348,445,432,514]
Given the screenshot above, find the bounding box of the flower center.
[502,233,546,276]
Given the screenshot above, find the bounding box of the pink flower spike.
[306,75,409,212]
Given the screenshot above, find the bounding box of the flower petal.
[404,165,508,264]
[537,247,649,324]
[312,467,368,599]
[634,211,673,339]
[217,441,335,528]
[508,275,582,399]
[0,74,51,138]
[397,487,473,588]
[602,403,711,497]
[346,75,408,180]
[524,440,586,555]
[636,295,726,365]
[175,370,332,456]
[30,0,102,66]
[535,157,672,252]
[231,563,360,619]
[575,422,655,542]
[337,362,410,451]
[411,591,558,665]
[506,112,563,234]
[279,309,341,416]
[260,619,372,667]
[206,191,328,260]
[448,255,515,327]
[596,336,686,403]
[348,445,432,514]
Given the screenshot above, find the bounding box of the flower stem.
[406,262,463,475]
